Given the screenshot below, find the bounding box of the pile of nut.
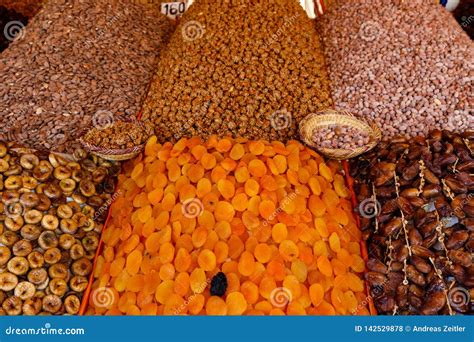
[0,0,175,153]
[82,121,153,150]
[142,0,333,143]
[312,125,370,150]
[0,142,120,315]
[0,6,28,53]
[317,0,473,140]
[352,130,473,315]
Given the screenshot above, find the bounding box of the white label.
[161,2,187,19]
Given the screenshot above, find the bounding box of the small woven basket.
[80,140,144,161]
[299,109,381,160]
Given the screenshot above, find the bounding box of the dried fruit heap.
[0,0,175,153]
[87,136,368,315]
[352,130,474,315]
[142,0,332,143]
[0,142,120,315]
[318,0,473,139]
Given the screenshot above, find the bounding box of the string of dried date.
[351,130,473,315]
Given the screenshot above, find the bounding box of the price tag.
[161,2,187,19]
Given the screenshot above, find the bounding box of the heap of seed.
[0,0,175,153]
[312,125,370,150]
[351,130,474,315]
[142,0,333,143]
[317,0,473,140]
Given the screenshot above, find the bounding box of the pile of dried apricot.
[86,136,369,315]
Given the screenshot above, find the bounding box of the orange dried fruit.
[317,255,333,277]
[175,248,192,272]
[238,251,255,276]
[244,179,260,197]
[201,153,217,170]
[248,159,267,178]
[308,196,326,217]
[279,240,299,262]
[248,141,265,155]
[158,242,175,264]
[259,200,276,220]
[226,292,247,315]
[126,250,142,275]
[231,193,249,212]
[229,144,245,160]
[196,178,212,198]
[197,249,217,271]
[273,155,287,174]
[254,243,272,264]
[319,163,333,182]
[216,139,232,153]
[328,232,341,253]
[217,179,235,199]
[215,221,232,240]
[189,268,207,294]
[241,281,259,304]
[145,232,161,254]
[271,223,288,243]
[309,283,325,307]
[155,280,174,304]
[235,167,250,183]
[206,296,227,315]
[187,294,205,315]
[214,201,235,222]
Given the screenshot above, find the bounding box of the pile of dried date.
[0,142,120,315]
[352,130,473,315]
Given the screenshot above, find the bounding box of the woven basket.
[299,109,381,160]
[80,140,144,161]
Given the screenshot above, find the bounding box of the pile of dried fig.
[352,130,473,315]
[0,142,120,315]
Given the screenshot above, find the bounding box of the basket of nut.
[299,109,382,160]
[80,120,153,162]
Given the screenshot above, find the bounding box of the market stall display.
[0,5,28,53]
[0,142,120,315]
[142,0,333,143]
[0,0,471,320]
[351,130,473,315]
[317,0,473,140]
[85,136,369,315]
[0,0,175,154]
